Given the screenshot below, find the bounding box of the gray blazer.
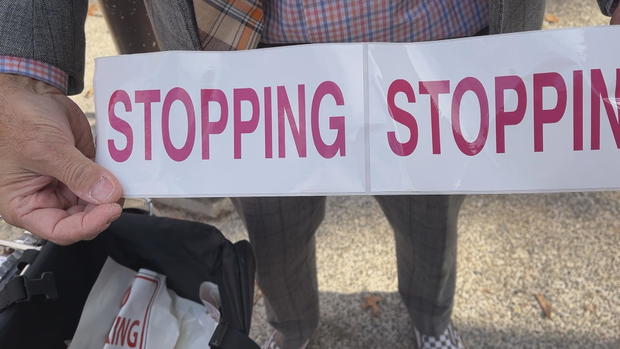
[0,0,613,95]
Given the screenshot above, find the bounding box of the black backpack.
[0,213,258,349]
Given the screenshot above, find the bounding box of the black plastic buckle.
[209,322,229,348]
[20,272,58,302]
[0,272,58,313]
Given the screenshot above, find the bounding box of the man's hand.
[0,74,123,245]
[612,3,620,24]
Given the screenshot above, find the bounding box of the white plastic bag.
[69,258,218,349]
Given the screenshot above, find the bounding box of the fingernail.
[90,177,114,203]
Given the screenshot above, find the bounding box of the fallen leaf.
[84,88,94,98]
[361,294,383,317]
[544,13,560,24]
[584,303,597,314]
[534,294,552,319]
[87,3,101,17]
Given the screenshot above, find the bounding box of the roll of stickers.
[69,258,219,349]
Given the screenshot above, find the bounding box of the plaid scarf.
[193,0,264,50]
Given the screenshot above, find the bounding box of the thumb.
[30,144,123,204]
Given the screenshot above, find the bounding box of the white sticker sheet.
[95,26,620,197]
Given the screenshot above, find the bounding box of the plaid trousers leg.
[374,195,465,336]
[232,197,325,348]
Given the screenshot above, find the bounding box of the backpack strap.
[0,272,57,312]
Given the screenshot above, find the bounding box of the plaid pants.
[233,195,464,347]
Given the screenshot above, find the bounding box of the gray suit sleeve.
[0,1,88,95]
[598,0,619,15]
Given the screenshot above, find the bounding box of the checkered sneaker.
[193,0,264,50]
[414,322,465,349]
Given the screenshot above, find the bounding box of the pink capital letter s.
[387,79,418,156]
[108,90,133,162]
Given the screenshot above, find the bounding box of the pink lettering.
[135,90,161,160]
[162,87,196,161]
[311,81,346,158]
[277,85,307,158]
[264,87,273,158]
[533,72,567,152]
[107,90,133,162]
[590,68,620,149]
[200,89,228,159]
[386,79,418,156]
[495,75,526,153]
[233,88,260,159]
[573,70,584,151]
[419,80,450,154]
[451,77,489,156]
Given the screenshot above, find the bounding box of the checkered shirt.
[194,0,489,48]
[193,0,264,50]
[261,0,489,43]
[0,56,68,93]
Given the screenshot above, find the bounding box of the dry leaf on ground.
[544,13,560,23]
[361,294,383,317]
[534,294,552,319]
[584,303,597,314]
[87,3,101,17]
